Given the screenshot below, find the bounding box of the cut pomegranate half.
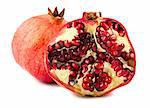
[45,12,136,96]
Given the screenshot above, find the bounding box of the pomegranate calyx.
[48,7,65,18]
[82,12,102,20]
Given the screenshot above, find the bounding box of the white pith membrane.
[48,17,135,96]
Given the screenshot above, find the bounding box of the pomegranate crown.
[82,12,102,20]
[48,7,65,18]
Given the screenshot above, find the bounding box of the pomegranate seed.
[52,63,57,69]
[66,64,71,69]
[58,55,65,62]
[106,41,113,47]
[106,21,113,27]
[78,29,84,33]
[87,42,92,48]
[105,76,112,84]
[99,82,108,91]
[69,80,75,86]
[76,57,82,62]
[58,40,64,47]
[92,43,97,52]
[119,30,125,37]
[111,59,122,68]
[118,26,125,36]
[82,83,90,90]
[68,49,73,55]
[113,23,119,31]
[94,69,102,74]
[97,31,105,37]
[86,73,94,78]
[122,69,130,77]
[95,82,100,90]
[101,22,109,30]
[121,51,128,60]
[112,50,119,56]
[84,59,90,64]
[88,56,95,63]
[125,53,130,60]
[101,36,108,43]
[100,72,108,78]
[100,42,108,49]
[72,55,78,60]
[96,26,101,32]
[127,73,133,81]
[113,43,124,51]
[76,23,84,30]
[130,52,135,59]
[61,65,65,70]
[114,65,123,72]
[82,46,89,52]
[103,31,110,36]
[110,35,117,41]
[112,43,118,50]
[82,67,88,73]
[55,43,60,49]
[98,52,106,59]
[48,46,53,52]
[82,63,88,68]
[105,54,113,62]
[80,51,86,57]
[96,59,104,64]
[72,63,79,70]
[73,51,80,56]
[56,51,61,56]
[116,70,123,77]
[70,71,77,77]
[74,35,80,40]
[64,40,71,48]
[95,63,104,69]
[95,82,108,91]
[64,54,68,59]
[71,39,80,46]
[83,77,92,83]
[118,44,125,50]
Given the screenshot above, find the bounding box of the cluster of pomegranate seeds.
[47,17,135,94]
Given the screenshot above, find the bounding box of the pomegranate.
[12,7,66,83]
[46,12,136,96]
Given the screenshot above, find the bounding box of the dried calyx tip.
[53,7,58,17]
[48,7,65,18]
[59,8,65,17]
[99,12,102,17]
[48,7,52,14]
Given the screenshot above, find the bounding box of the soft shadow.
[49,82,59,87]
[73,92,113,99]
[37,80,58,86]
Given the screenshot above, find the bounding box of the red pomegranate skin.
[12,8,66,83]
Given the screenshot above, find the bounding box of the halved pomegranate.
[45,12,136,96]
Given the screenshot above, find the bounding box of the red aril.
[12,7,66,83]
[45,12,136,96]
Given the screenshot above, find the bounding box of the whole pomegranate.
[46,12,136,96]
[12,7,66,83]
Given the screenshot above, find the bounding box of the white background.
[0,0,149,107]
